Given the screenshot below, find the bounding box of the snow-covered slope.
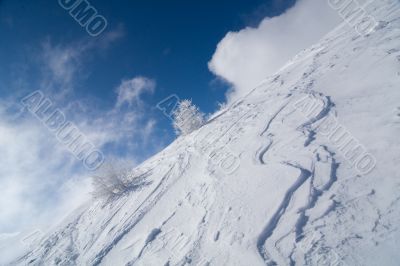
[13,1,400,265]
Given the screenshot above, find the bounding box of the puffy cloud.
[115,77,156,108]
[209,0,342,102]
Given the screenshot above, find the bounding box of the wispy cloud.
[39,25,125,95]
[115,76,156,108]
[41,41,82,88]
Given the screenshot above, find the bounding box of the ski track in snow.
[92,153,190,265]
[254,55,343,264]
[256,139,273,165]
[257,163,312,265]
[260,101,292,137]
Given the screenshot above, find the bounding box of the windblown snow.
[10,1,400,265]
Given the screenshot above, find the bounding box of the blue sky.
[0,0,295,124]
[0,0,341,235]
[0,0,297,159]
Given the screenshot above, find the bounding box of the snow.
[9,0,400,265]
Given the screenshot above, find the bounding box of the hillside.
[13,1,400,265]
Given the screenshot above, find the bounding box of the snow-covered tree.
[91,159,150,200]
[91,161,130,199]
[172,99,205,136]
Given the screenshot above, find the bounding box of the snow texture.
[10,1,400,265]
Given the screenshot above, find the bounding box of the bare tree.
[91,159,151,200]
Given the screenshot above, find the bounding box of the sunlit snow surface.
[11,1,400,265]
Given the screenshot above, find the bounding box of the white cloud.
[209,0,342,102]
[0,101,91,235]
[0,121,91,264]
[115,77,156,108]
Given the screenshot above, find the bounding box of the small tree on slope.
[92,159,153,200]
[172,99,205,136]
[91,161,130,199]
